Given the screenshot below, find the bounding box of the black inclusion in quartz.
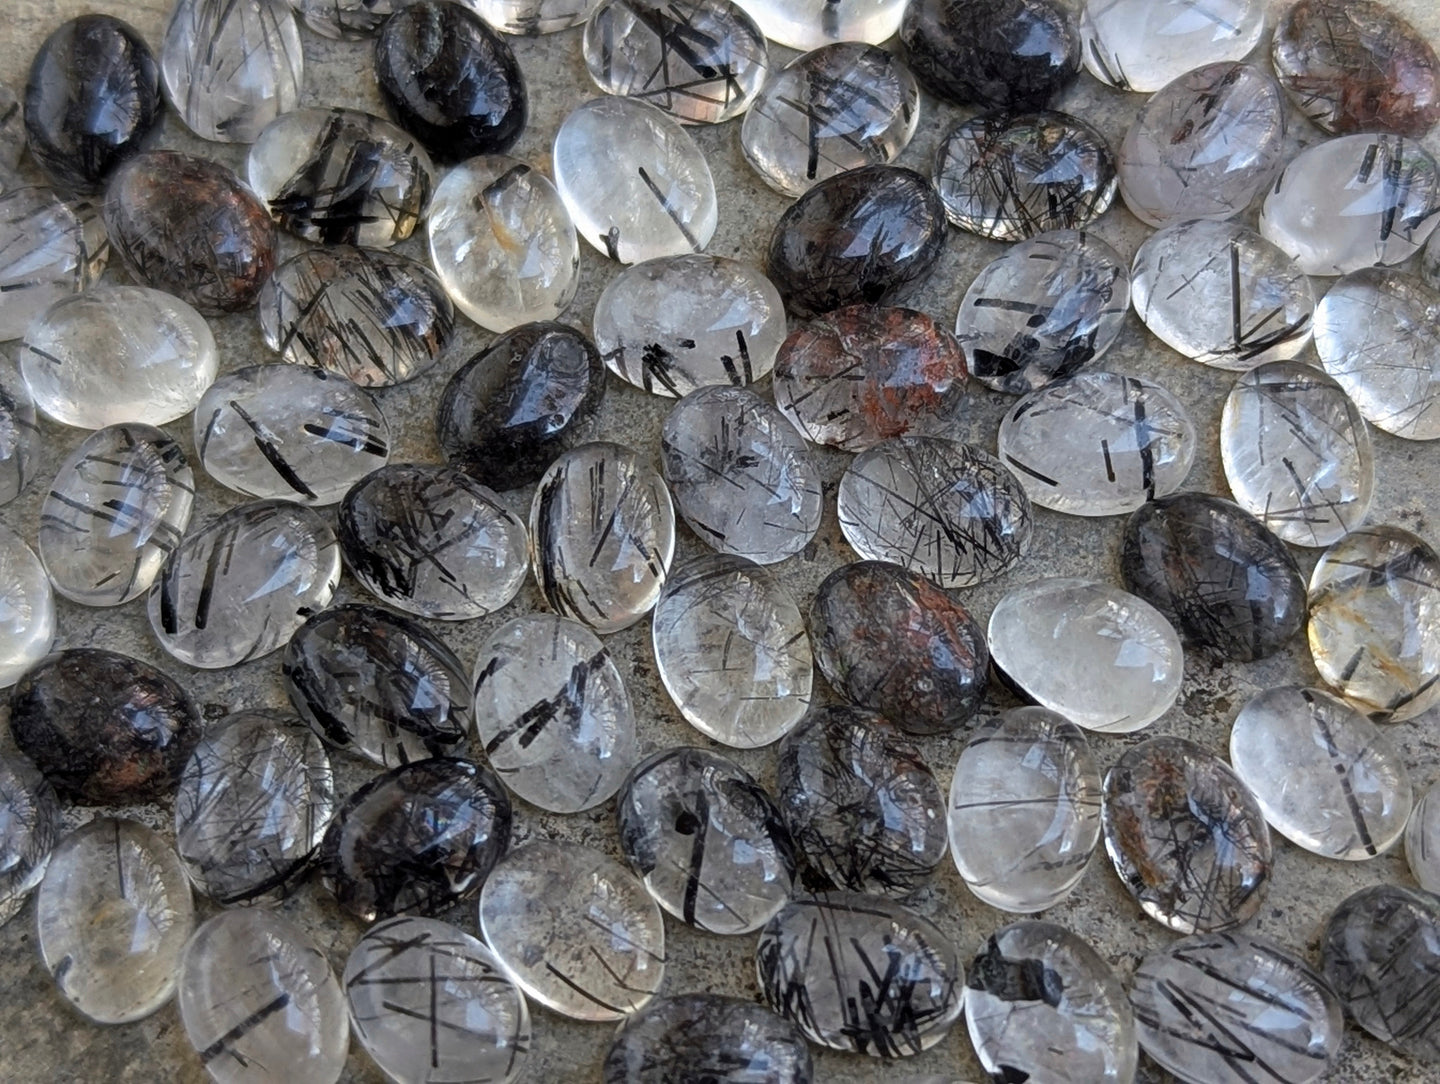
[766,165,947,318]
[375,0,527,162]
[24,14,163,193]
[901,0,1081,111]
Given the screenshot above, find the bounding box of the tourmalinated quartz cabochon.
[603,993,812,1084]
[736,0,907,51]
[0,363,36,507]
[0,527,55,688]
[471,0,599,34]
[0,754,60,927]
[1408,782,1440,893]
[1078,0,1265,92]
[0,188,107,341]
[292,0,402,37]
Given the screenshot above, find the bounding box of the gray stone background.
[1,0,1438,1081]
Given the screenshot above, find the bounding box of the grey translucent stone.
[838,436,1032,588]
[471,0,598,33]
[472,613,637,813]
[0,753,60,927]
[660,385,822,564]
[1259,133,1440,275]
[1407,781,1440,894]
[948,707,1101,912]
[1131,219,1315,368]
[997,370,1196,516]
[1230,685,1411,861]
[1313,268,1440,440]
[1426,226,1440,288]
[1103,736,1273,934]
[344,916,532,1084]
[756,892,963,1056]
[148,500,341,669]
[289,0,401,38]
[174,711,333,906]
[39,423,194,606]
[0,526,55,688]
[617,746,796,934]
[178,909,348,1084]
[36,818,194,1024]
[0,360,36,506]
[194,363,391,505]
[1132,932,1344,1084]
[427,156,579,333]
[1079,0,1266,92]
[0,187,107,341]
[988,578,1183,733]
[603,993,812,1084]
[1307,525,1440,722]
[741,43,917,197]
[595,254,785,396]
[736,0,908,51]
[530,441,676,633]
[966,921,1138,1083]
[1118,62,1286,228]
[954,229,1128,394]
[583,0,769,125]
[19,285,218,429]
[479,841,665,1021]
[1221,361,1374,547]
[161,0,304,144]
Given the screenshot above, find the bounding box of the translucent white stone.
[0,525,54,688]
[0,187,107,342]
[427,156,579,333]
[1079,0,1266,92]
[1406,781,1440,894]
[1131,219,1315,368]
[0,753,61,927]
[479,841,665,1021]
[178,910,348,1084]
[471,0,598,33]
[36,818,194,1024]
[1221,361,1374,547]
[948,707,1101,912]
[289,0,401,38]
[997,371,1196,516]
[1230,685,1411,861]
[1259,133,1440,276]
[19,285,218,430]
[734,0,908,51]
[0,359,38,505]
[988,578,1183,734]
[552,97,716,264]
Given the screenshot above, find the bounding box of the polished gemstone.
[1307,525,1440,721]
[23,15,162,193]
[756,892,962,1056]
[9,647,199,805]
[472,614,636,813]
[338,463,529,620]
[948,708,1101,912]
[0,362,36,506]
[955,230,1128,394]
[39,423,194,606]
[148,500,341,669]
[584,0,768,125]
[427,156,578,333]
[935,111,1117,241]
[734,0,907,51]
[966,921,1137,1083]
[1119,62,1286,229]
[1103,736,1273,933]
[617,746,796,934]
[179,909,348,1084]
[837,436,1032,589]
[773,305,968,452]
[344,917,532,1084]
[437,322,604,490]
[1230,685,1411,860]
[319,757,511,922]
[161,0,303,144]
[777,705,947,897]
[1407,782,1440,893]
[1132,933,1344,1084]
[174,711,333,906]
[0,754,59,927]
[552,96,716,263]
[1132,220,1314,368]
[1259,134,1440,275]
[479,841,665,1021]
[530,441,675,633]
[0,527,54,689]
[766,165,946,318]
[283,605,471,768]
[247,107,433,247]
[998,371,1196,516]
[292,0,402,37]
[0,188,106,341]
[988,578,1183,734]
[652,554,813,749]
[20,285,218,429]
[740,43,917,198]
[660,386,821,565]
[603,993,812,1084]
[1078,0,1265,92]
[471,0,599,34]
[36,818,193,1024]
[1121,492,1306,661]
[809,560,987,735]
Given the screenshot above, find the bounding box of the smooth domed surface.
[0,753,61,927]
[1079,0,1265,92]
[603,993,812,1084]
[0,188,107,342]
[471,0,600,34]
[737,0,906,51]
[1408,781,1440,894]
[0,527,55,689]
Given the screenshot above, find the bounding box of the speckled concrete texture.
[0,1,1438,1081]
